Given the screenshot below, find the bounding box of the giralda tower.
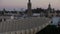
[27,0,32,16]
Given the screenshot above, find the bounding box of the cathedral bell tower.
[27,0,32,16]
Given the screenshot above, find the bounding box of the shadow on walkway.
[36,25,60,34]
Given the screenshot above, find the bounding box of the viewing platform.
[0,17,51,34]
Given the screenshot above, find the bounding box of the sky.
[0,0,60,10]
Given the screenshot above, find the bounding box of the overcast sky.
[0,0,60,10]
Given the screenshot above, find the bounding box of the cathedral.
[47,3,57,17]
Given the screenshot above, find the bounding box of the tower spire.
[29,0,31,3]
[29,0,30,2]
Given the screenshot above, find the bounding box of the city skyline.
[0,0,60,10]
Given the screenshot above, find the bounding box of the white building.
[32,13,40,17]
